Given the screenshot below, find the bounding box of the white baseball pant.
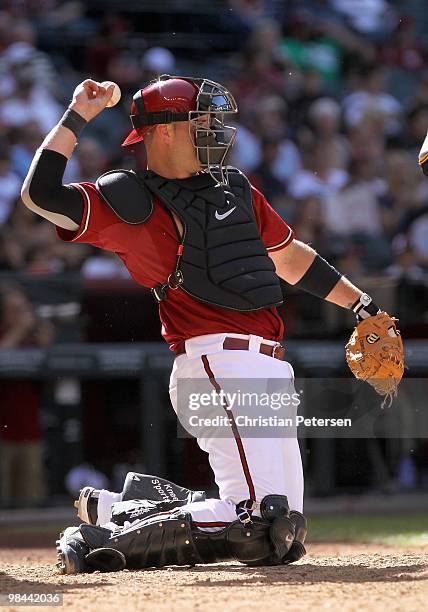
[98,333,304,530]
[168,333,304,529]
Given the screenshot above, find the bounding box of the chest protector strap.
[96,167,283,312]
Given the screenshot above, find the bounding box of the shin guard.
[80,495,300,571]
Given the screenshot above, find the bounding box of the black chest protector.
[96,167,283,311]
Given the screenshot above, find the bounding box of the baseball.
[101,81,121,107]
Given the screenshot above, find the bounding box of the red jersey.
[56,181,293,351]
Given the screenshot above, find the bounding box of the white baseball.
[101,81,121,107]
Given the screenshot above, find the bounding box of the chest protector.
[96,167,283,311]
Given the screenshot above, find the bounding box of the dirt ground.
[1,543,427,612]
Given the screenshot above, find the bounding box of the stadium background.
[0,0,428,512]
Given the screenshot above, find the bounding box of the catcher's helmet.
[122,75,238,184]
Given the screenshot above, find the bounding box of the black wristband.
[351,293,380,320]
[59,108,87,139]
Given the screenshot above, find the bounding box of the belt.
[175,337,285,360]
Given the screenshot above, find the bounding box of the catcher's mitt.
[345,311,404,407]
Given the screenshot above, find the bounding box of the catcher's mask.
[122,74,238,185]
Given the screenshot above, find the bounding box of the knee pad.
[194,495,297,567]
[282,510,307,564]
[111,498,178,525]
[121,472,205,504]
[112,473,206,526]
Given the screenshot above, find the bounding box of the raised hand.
[69,79,116,122]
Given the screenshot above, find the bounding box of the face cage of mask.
[188,111,237,186]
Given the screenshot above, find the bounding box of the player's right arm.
[21,80,115,230]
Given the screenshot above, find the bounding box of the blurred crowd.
[0,0,427,288]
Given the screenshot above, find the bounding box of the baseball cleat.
[56,527,91,575]
[74,486,100,525]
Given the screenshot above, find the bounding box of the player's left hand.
[345,311,404,406]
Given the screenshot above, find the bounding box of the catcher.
[21,77,404,574]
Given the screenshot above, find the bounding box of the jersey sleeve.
[418,131,428,177]
[250,184,294,252]
[55,182,124,252]
[419,152,428,177]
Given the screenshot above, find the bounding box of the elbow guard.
[25,149,84,225]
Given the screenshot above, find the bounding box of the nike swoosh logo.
[215,206,236,221]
